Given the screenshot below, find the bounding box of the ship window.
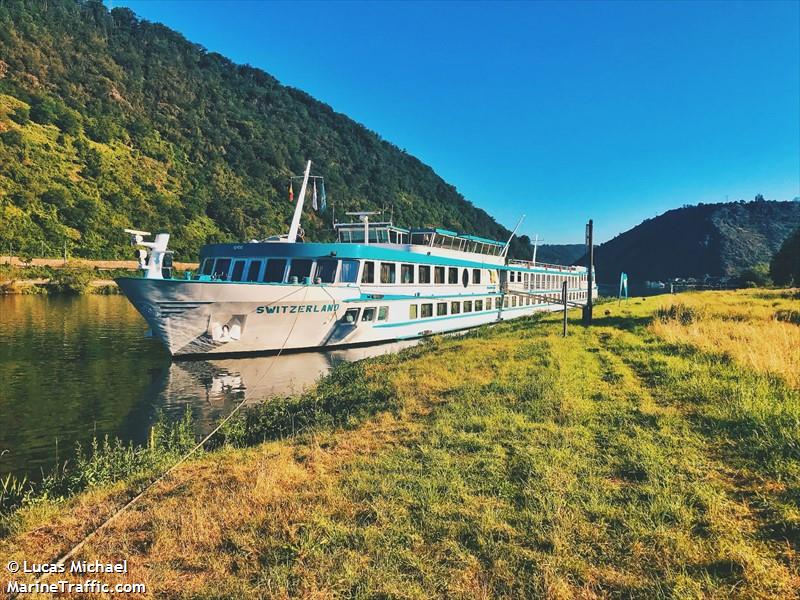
[315,259,338,284]
[419,265,431,284]
[421,303,433,318]
[231,260,246,281]
[495,297,501,309]
[472,269,481,284]
[437,302,447,316]
[289,259,313,280]
[361,261,375,284]
[512,296,518,307]
[448,267,459,284]
[489,270,497,284]
[362,307,376,322]
[463,300,473,313]
[213,258,231,280]
[377,306,389,321]
[504,297,509,308]
[246,260,262,282]
[262,259,287,283]
[434,266,445,284]
[380,262,396,284]
[200,258,214,276]
[462,269,469,288]
[450,301,460,314]
[524,273,529,285]
[475,299,483,311]
[401,263,414,284]
[340,260,359,283]
[409,304,418,319]
[509,271,515,283]
[343,308,360,324]
[487,298,492,309]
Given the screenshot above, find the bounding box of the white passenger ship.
[117,162,596,356]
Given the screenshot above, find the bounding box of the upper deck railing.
[507,259,585,272]
[333,221,506,258]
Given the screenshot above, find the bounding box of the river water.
[0,295,416,480]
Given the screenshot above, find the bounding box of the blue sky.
[114,0,799,244]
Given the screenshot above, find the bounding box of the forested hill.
[0,0,533,260]
[582,200,800,284]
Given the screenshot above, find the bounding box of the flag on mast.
[289,180,294,203]
[320,179,327,213]
[312,179,318,211]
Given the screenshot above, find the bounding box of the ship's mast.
[501,214,526,259]
[532,233,541,264]
[287,160,312,243]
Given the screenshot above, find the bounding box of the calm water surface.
[0,295,415,479]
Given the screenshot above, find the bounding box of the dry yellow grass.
[649,289,800,388]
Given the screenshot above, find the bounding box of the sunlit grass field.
[1,289,798,599]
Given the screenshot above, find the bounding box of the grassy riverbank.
[1,289,798,598]
[0,260,194,294]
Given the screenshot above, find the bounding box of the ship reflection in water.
[159,342,418,430]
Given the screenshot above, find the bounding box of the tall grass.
[0,411,195,519]
[650,290,800,388]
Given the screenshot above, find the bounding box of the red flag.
[289,181,294,203]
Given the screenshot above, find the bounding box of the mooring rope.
[14,286,310,597]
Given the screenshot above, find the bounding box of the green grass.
[1,290,798,598]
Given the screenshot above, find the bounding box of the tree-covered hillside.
[0,0,533,260]
[580,199,800,283]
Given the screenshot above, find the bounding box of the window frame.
[315,258,338,284]
[245,260,263,283]
[288,258,313,281]
[361,260,375,284]
[401,263,415,284]
[262,258,287,283]
[380,262,396,284]
[418,265,431,284]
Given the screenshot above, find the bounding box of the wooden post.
[562,280,568,337]
[582,219,594,325]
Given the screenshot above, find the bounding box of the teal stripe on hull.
[373,303,555,329]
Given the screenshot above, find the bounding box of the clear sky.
[114,0,800,244]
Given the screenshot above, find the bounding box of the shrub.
[49,264,94,294]
[774,309,800,325]
[655,303,701,325]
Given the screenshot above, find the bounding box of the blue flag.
[320,179,327,213]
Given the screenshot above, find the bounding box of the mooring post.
[582,219,594,325]
[562,280,568,337]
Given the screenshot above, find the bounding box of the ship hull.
[116,277,569,357]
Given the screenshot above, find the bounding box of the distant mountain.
[536,244,587,265]
[579,200,800,283]
[0,0,533,260]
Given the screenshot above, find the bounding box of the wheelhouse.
[334,222,410,244]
